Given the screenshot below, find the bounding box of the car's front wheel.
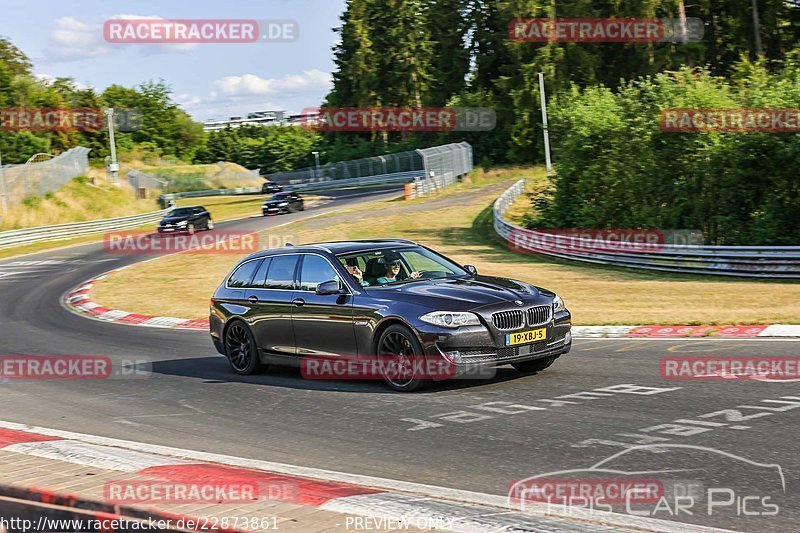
[187,223,196,235]
[512,355,558,374]
[377,324,431,392]
[224,321,264,375]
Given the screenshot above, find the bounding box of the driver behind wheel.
[376,259,421,284]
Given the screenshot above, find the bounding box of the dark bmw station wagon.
[210,239,572,391]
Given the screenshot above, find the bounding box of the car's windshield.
[167,208,193,217]
[271,193,291,200]
[337,246,467,287]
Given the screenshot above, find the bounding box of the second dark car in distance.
[262,192,304,215]
[210,239,572,391]
[157,206,213,235]
[261,181,283,194]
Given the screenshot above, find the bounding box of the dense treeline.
[3,1,800,243]
[322,0,800,244]
[0,38,204,164]
[325,0,800,164]
[530,59,800,245]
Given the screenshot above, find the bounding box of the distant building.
[202,110,321,132]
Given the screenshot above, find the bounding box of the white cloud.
[110,14,198,55]
[212,70,332,97]
[44,17,110,62]
[43,14,197,62]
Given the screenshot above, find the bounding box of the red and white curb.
[63,262,210,331]
[61,207,348,331]
[0,420,730,533]
[572,324,800,338]
[65,276,800,339]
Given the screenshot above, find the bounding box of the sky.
[0,0,346,121]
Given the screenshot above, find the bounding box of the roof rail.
[358,238,417,245]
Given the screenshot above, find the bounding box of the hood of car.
[369,275,548,310]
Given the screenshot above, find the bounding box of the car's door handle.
[247,295,258,303]
[292,298,305,307]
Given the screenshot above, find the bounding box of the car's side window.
[228,259,262,288]
[264,255,299,290]
[250,258,273,288]
[299,255,340,292]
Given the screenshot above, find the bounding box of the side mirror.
[464,265,478,276]
[315,279,342,295]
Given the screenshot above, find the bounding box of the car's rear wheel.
[299,201,305,211]
[512,355,558,374]
[377,324,431,392]
[206,219,214,230]
[224,321,263,375]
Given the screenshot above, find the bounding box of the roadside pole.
[105,108,119,184]
[0,150,7,216]
[538,72,553,176]
[312,151,321,181]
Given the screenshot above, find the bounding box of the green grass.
[0,176,159,232]
[91,165,800,325]
[0,191,323,261]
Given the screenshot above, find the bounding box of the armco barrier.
[160,170,424,204]
[494,180,800,278]
[0,208,170,250]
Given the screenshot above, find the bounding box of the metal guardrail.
[494,180,800,278]
[0,208,170,249]
[160,171,423,204]
[1,143,472,250]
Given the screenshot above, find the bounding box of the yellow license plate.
[506,328,546,346]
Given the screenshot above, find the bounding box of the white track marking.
[0,419,731,533]
[4,440,189,472]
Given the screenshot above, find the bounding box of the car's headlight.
[177,220,188,227]
[278,202,289,206]
[553,295,566,313]
[420,311,481,328]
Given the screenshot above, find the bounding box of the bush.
[529,58,800,246]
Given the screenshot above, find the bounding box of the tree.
[425,0,471,106]
[0,37,31,77]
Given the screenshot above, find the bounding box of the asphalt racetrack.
[0,184,797,532]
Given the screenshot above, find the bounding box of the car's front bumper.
[157,226,190,233]
[412,310,572,377]
[263,206,288,215]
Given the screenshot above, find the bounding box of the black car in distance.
[157,206,213,235]
[262,181,283,194]
[210,239,572,391]
[262,192,304,215]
